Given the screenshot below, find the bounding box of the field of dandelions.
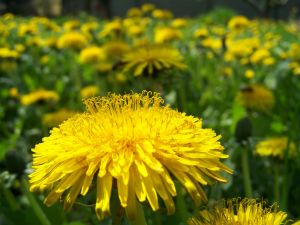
[1,3,300,225]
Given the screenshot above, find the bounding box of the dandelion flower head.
[122,44,186,76]
[237,84,275,112]
[256,137,296,159]
[29,91,232,220]
[188,198,287,225]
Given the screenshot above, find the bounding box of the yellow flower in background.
[211,26,226,36]
[99,20,122,38]
[127,25,144,37]
[155,27,182,43]
[287,43,300,61]
[80,85,99,99]
[44,37,58,48]
[228,15,250,30]
[79,46,106,64]
[245,69,255,79]
[256,137,296,158]
[122,44,186,76]
[57,32,88,49]
[225,38,259,60]
[96,62,112,73]
[194,28,209,39]
[250,48,271,64]
[81,21,98,34]
[263,57,275,66]
[115,73,127,83]
[20,89,59,106]
[141,3,155,13]
[2,13,15,20]
[222,67,233,77]
[127,7,143,18]
[18,23,38,36]
[63,20,80,31]
[0,61,17,71]
[188,199,287,225]
[43,109,78,127]
[171,18,188,28]
[237,84,275,111]
[29,91,232,220]
[0,48,19,59]
[15,44,25,53]
[201,38,222,51]
[152,9,173,19]
[102,41,130,59]
[9,87,19,98]
[40,55,49,65]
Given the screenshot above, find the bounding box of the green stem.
[176,183,189,222]
[274,165,280,204]
[1,184,20,211]
[241,147,253,198]
[129,202,147,225]
[111,199,124,225]
[280,140,292,211]
[21,178,52,225]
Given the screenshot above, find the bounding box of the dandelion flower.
[0,48,19,59]
[228,16,250,30]
[188,198,287,225]
[155,27,182,43]
[20,89,59,106]
[79,46,106,64]
[237,84,275,111]
[43,109,77,127]
[57,32,88,49]
[29,91,232,220]
[256,137,296,159]
[80,85,100,99]
[102,41,130,59]
[122,44,186,76]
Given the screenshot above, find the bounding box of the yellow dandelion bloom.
[80,85,99,99]
[194,28,209,39]
[20,89,59,106]
[63,20,80,31]
[237,84,275,111]
[18,23,38,36]
[222,67,233,77]
[99,20,122,38]
[96,62,112,73]
[122,44,186,76]
[0,48,19,59]
[256,137,296,158]
[43,109,77,127]
[29,91,232,220]
[228,15,250,30]
[245,69,255,79]
[250,48,271,64]
[188,198,287,225]
[201,38,222,51]
[79,46,106,64]
[57,32,88,49]
[171,18,188,28]
[141,3,155,13]
[155,27,182,43]
[103,41,130,59]
[128,25,144,37]
[127,7,143,17]
[152,9,173,19]
[9,87,19,98]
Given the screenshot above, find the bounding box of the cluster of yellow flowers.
[2,4,299,224]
